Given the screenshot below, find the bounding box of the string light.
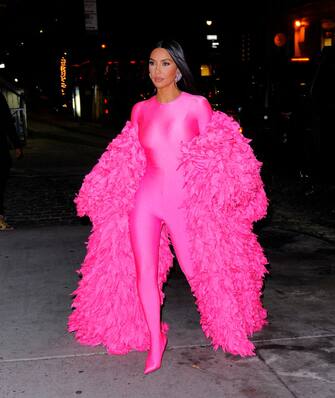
[60,55,67,97]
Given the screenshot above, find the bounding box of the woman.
[68,40,268,375]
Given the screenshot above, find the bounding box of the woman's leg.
[165,209,195,282]
[129,202,167,374]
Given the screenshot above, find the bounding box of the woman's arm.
[196,96,213,135]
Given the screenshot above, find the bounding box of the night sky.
[0,0,275,48]
[0,0,271,69]
[0,0,314,103]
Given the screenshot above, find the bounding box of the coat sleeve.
[178,110,268,357]
[74,121,146,225]
[179,110,268,224]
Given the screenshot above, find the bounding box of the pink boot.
[144,332,168,375]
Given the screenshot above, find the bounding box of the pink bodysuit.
[129,91,212,343]
[69,91,268,357]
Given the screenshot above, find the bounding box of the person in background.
[0,91,23,230]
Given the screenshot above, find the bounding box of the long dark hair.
[154,39,197,93]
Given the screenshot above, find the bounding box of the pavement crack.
[257,350,299,398]
[0,352,107,363]
[278,371,335,384]
[253,333,335,344]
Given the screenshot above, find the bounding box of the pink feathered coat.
[68,111,268,357]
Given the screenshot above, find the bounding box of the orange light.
[274,33,287,47]
[60,55,67,97]
[239,127,243,134]
[291,57,310,62]
[294,20,302,28]
[101,43,107,49]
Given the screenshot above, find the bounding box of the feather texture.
[68,112,268,357]
[179,111,268,356]
[69,122,173,353]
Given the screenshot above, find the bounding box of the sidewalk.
[5,112,114,226]
[267,175,335,243]
[0,226,335,398]
[1,225,334,397]
[1,112,334,397]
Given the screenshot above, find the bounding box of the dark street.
[1,1,335,396]
[0,113,334,397]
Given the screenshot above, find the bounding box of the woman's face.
[149,47,179,89]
